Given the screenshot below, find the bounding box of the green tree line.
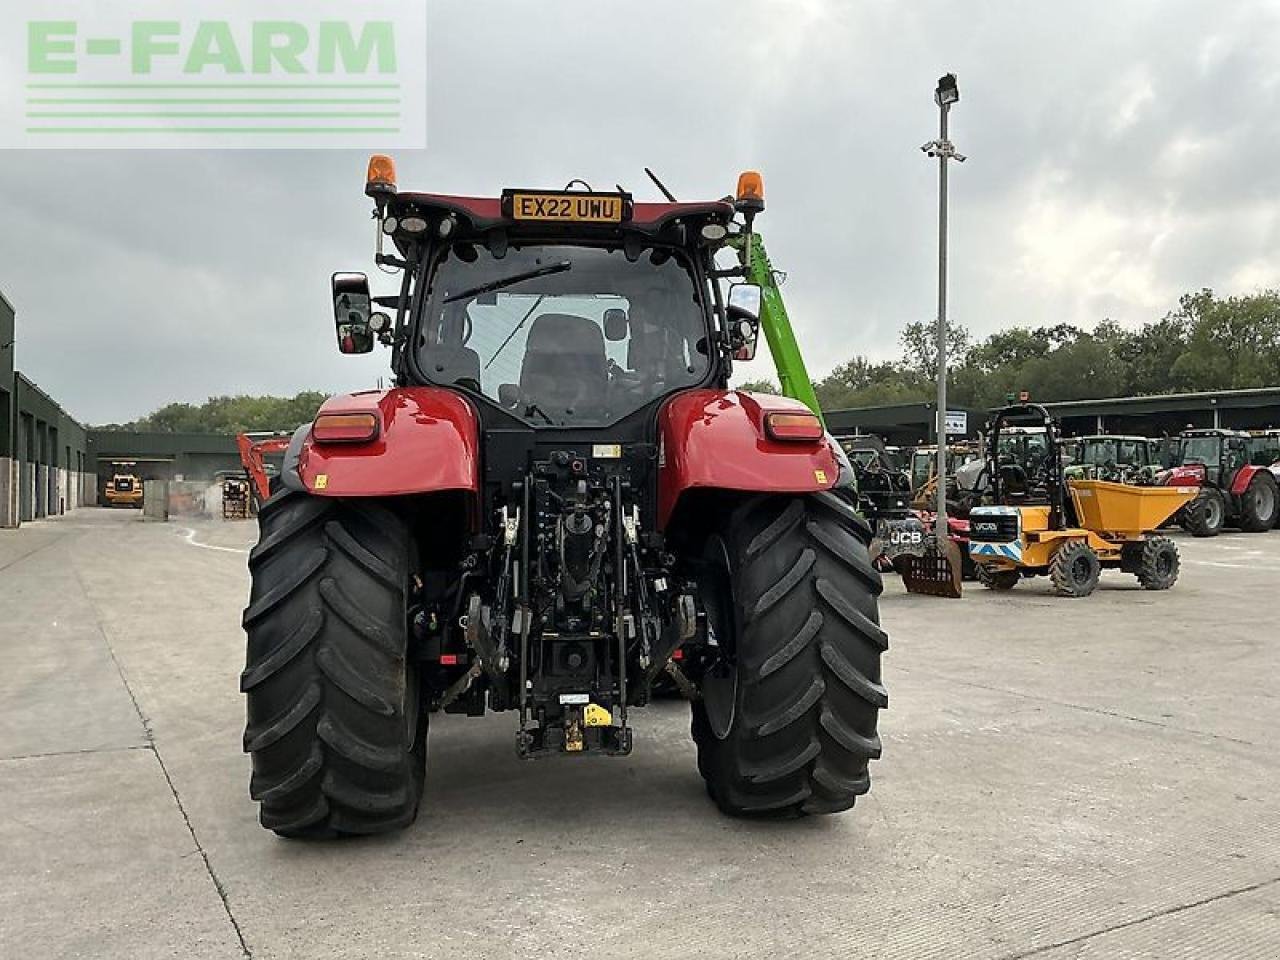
[95,391,330,435]
[741,288,1280,411]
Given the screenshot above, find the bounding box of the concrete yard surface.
[2,508,1278,959]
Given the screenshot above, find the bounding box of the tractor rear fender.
[656,389,840,529]
[1163,464,1204,487]
[1230,463,1267,496]
[284,387,480,500]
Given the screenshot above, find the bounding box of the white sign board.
[3,1,426,149]
[945,411,968,436]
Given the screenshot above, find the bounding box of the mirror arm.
[377,253,411,271]
[708,266,747,279]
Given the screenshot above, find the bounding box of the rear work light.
[764,411,824,442]
[312,412,379,444]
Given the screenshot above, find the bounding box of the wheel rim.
[698,535,737,740]
[1206,496,1223,528]
[1253,482,1276,522]
[1072,553,1093,584]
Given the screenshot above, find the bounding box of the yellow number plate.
[510,192,625,223]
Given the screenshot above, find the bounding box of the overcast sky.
[2,0,1279,424]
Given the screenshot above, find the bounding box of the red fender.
[656,390,838,529]
[1163,464,1204,487]
[1231,463,1266,496]
[296,387,480,498]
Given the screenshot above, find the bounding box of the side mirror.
[726,283,762,361]
[332,272,375,355]
[603,308,628,342]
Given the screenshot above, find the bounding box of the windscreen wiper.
[524,402,555,425]
[444,261,572,304]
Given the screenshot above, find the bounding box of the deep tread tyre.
[241,489,425,838]
[691,492,886,818]
[1238,472,1279,533]
[975,565,1019,591]
[1049,540,1101,597]
[1182,488,1224,537]
[1135,536,1180,590]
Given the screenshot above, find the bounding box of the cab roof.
[389,192,734,237]
[1182,428,1249,438]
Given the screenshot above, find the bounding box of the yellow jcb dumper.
[968,403,1197,597]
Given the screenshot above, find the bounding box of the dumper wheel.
[1049,541,1101,597]
[690,492,887,817]
[1135,536,1180,590]
[1238,472,1279,532]
[1182,488,1224,537]
[241,489,425,838]
[976,565,1019,591]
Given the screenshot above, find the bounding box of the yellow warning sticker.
[814,469,828,485]
[584,703,613,727]
[314,474,329,490]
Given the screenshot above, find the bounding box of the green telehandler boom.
[728,231,824,423]
[731,230,961,597]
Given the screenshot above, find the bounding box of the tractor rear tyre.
[1135,536,1180,590]
[690,492,887,817]
[1049,541,1101,597]
[241,489,426,838]
[1238,472,1279,533]
[1182,488,1224,537]
[975,565,1020,591]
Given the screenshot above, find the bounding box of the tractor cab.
[1066,435,1159,484]
[1248,430,1280,469]
[1077,435,1155,468]
[1176,429,1250,486]
[323,164,775,538]
[989,414,1061,510]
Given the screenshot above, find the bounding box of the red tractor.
[1164,428,1280,536]
[240,158,886,837]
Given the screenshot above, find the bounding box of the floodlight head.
[935,73,959,107]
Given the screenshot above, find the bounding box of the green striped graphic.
[26,127,402,134]
[28,98,400,104]
[28,112,398,119]
[27,82,401,89]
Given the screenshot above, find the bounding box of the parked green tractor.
[1065,435,1160,485]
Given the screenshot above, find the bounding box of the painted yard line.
[28,97,399,104]
[179,528,249,555]
[1183,558,1280,572]
[27,112,400,119]
[28,127,401,134]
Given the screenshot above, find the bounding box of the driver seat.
[999,463,1030,499]
[518,313,608,415]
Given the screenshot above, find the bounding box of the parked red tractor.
[1163,428,1280,536]
[240,159,887,837]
